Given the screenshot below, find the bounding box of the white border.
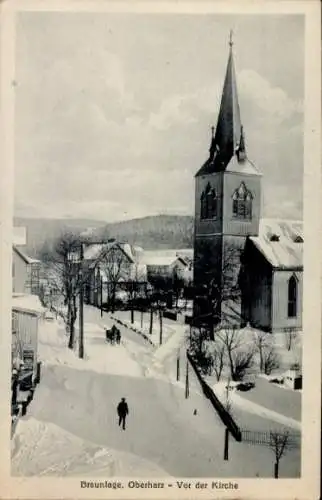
[0,1,321,499]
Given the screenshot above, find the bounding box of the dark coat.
[117,401,129,417]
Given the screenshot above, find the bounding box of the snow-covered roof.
[84,242,135,263]
[13,246,41,265]
[12,293,45,315]
[226,155,261,176]
[250,218,303,269]
[143,251,187,267]
[13,226,27,246]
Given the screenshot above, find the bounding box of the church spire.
[196,33,258,177]
[212,30,242,168]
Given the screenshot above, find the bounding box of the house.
[143,250,192,283]
[193,36,303,334]
[83,241,147,307]
[11,293,44,420]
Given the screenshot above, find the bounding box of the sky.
[14,12,304,222]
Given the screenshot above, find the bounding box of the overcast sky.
[14,12,304,222]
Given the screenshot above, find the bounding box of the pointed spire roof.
[213,31,241,164]
[196,32,259,177]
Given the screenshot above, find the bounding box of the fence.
[187,351,242,441]
[241,429,301,448]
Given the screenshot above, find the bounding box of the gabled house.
[143,250,192,284]
[83,241,147,307]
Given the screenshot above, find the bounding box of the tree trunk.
[149,308,153,335]
[67,297,74,349]
[259,344,264,372]
[159,309,163,345]
[130,306,134,324]
[227,349,236,381]
[274,461,279,479]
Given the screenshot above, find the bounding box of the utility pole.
[100,275,103,318]
[79,243,84,359]
[185,354,189,398]
[224,428,229,460]
[176,348,180,381]
[159,308,163,345]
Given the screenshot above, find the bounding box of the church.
[193,35,303,335]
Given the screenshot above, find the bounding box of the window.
[200,192,207,219]
[200,183,217,220]
[288,275,297,318]
[232,182,253,220]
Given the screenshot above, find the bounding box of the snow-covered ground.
[12,418,169,477]
[12,317,172,477]
[11,308,301,478]
[212,382,301,431]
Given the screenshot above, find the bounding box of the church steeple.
[213,31,242,164]
[196,32,252,177]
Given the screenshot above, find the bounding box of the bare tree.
[254,330,271,372]
[263,346,280,375]
[217,327,255,381]
[40,232,93,349]
[268,430,292,478]
[212,340,226,381]
[100,245,129,313]
[189,327,213,375]
[193,240,243,341]
[285,329,297,351]
[124,262,143,324]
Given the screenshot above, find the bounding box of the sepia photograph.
[0,1,321,499]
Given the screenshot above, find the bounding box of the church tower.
[193,33,262,333]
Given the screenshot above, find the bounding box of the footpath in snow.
[11,316,170,477]
[113,310,301,431]
[12,308,301,478]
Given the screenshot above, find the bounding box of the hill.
[14,214,194,256]
[94,215,194,250]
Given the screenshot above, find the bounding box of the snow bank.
[114,316,178,347]
[12,418,170,477]
[212,381,301,431]
[152,325,186,364]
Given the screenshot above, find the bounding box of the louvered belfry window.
[200,183,217,219]
[288,275,297,318]
[232,182,253,220]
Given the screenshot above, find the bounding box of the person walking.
[117,397,129,430]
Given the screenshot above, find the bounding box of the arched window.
[200,191,206,219]
[288,275,297,318]
[200,183,217,219]
[232,182,253,220]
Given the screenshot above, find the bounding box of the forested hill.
[14,214,194,256]
[93,215,194,249]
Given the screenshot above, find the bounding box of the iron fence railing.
[241,429,301,448]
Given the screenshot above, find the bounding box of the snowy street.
[11,306,300,478]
